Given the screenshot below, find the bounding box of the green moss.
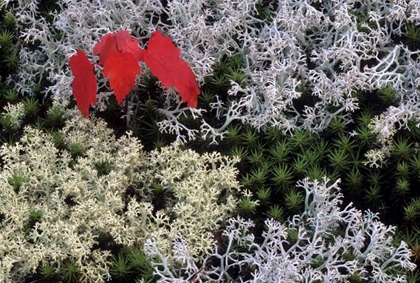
[61,259,80,283]
[109,253,133,282]
[125,247,154,281]
[2,88,18,102]
[392,136,413,161]
[0,29,14,48]
[8,172,28,193]
[37,262,59,282]
[256,187,271,204]
[265,204,284,222]
[284,188,304,213]
[22,96,40,117]
[270,163,294,191]
[394,178,410,200]
[3,11,17,29]
[328,116,347,135]
[23,209,43,236]
[403,23,420,50]
[2,49,19,71]
[238,196,257,216]
[93,159,113,177]
[45,106,65,129]
[328,148,350,172]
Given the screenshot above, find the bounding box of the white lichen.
[145,177,417,282]
[0,100,241,282]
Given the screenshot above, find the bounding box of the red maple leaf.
[103,51,141,104]
[69,49,97,118]
[144,31,200,108]
[93,30,144,65]
[70,30,200,118]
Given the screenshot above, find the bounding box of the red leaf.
[69,50,97,118]
[93,34,117,65]
[93,31,144,65]
[103,51,141,104]
[143,31,200,108]
[113,30,144,61]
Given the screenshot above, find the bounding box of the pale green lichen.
[0,100,241,282]
[0,102,25,131]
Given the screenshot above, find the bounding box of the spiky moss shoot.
[356,109,374,127]
[23,208,43,236]
[124,247,154,281]
[343,167,363,195]
[230,146,248,161]
[367,170,382,187]
[49,131,65,149]
[307,167,329,185]
[248,167,268,187]
[226,66,247,84]
[395,161,411,179]
[60,259,81,283]
[332,133,357,154]
[299,148,320,167]
[394,178,410,201]
[153,137,166,149]
[198,89,216,107]
[255,0,275,21]
[404,23,420,50]
[410,154,420,176]
[267,139,291,163]
[238,196,257,217]
[292,155,309,179]
[37,262,58,282]
[2,89,18,102]
[256,187,271,204]
[7,172,28,193]
[403,204,419,224]
[264,125,283,144]
[0,29,14,49]
[348,273,364,283]
[355,124,375,147]
[286,227,299,244]
[289,129,314,152]
[405,118,420,141]
[406,271,420,283]
[410,242,420,264]
[246,147,265,165]
[240,173,254,188]
[284,188,304,214]
[67,142,85,160]
[94,159,113,177]
[242,127,259,148]
[328,116,347,135]
[364,185,383,208]
[310,254,325,270]
[270,163,294,192]
[224,124,242,146]
[392,136,413,162]
[2,49,19,71]
[3,11,17,29]
[22,96,40,118]
[109,253,133,282]
[328,148,350,172]
[0,114,17,133]
[150,182,174,213]
[403,199,420,225]
[45,106,65,129]
[378,84,398,105]
[208,73,230,90]
[313,138,330,160]
[265,204,284,222]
